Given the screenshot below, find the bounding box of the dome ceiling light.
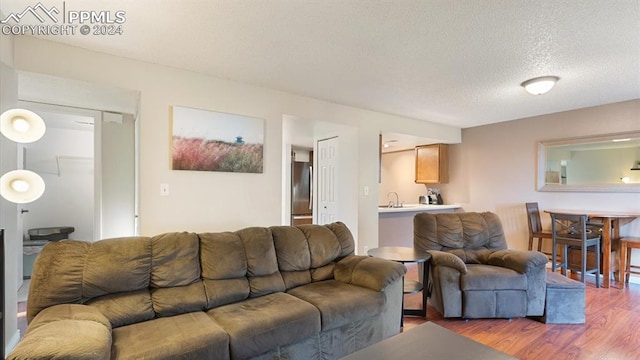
[521,76,560,95]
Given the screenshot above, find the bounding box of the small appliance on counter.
[422,188,444,205]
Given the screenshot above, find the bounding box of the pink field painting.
[171,106,264,173]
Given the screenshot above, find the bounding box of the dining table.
[544,209,640,288]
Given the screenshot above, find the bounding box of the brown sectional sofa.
[9,222,406,360]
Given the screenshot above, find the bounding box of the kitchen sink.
[378,204,418,209]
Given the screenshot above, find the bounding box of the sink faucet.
[387,192,400,208]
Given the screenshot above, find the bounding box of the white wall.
[379,149,429,205]
[11,36,460,257]
[22,127,94,241]
[446,100,640,280]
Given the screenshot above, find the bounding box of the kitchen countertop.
[378,204,461,214]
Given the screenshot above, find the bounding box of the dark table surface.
[341,322,518,360]
[367,246,431,263]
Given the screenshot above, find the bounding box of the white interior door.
[316,137,338,224]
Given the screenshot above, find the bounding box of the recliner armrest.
[334,255,406,291]
[428,250,468,274]
[8,304,112,360]
[487,250,548,274]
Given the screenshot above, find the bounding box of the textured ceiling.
[2,0,639,128]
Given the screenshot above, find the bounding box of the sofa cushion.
[151,281,207,316]
[208,292,320,360]
[461,264,528,291]
[448,248,492,264]
[414,212,508,255]
[271,226,314,289]
[11,320,112,360]
[271,226,311,271]
[27,237,155,323]
[324,222,356,257]
[111,312,229,360]
[27,240,90,322]
[301,225,342,268]
[271,222,356,289]
[463,289,527,319]
[200,231,251,308]
[150,232,201,287]
[83,236,152,299]
[85,289,154,327]
[203,278,250,309]
[287,280,385,331]
[238,227,286,297]
[149,232,207,316]
[334,256,407,291]
[199,227,286,302]
[10,304,112,360]
[280,270,313,290]
[200,231,248,279]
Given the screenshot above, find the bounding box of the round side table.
[367,246,431,323]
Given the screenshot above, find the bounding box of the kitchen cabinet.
[415,144,448,184]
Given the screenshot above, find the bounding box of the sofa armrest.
[487,249,548,274]
[334,255,406,291]
[488,249,548,316]
[428,250,468,274]
[8,304,112,360]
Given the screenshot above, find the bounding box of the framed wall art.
[171,106,264,173]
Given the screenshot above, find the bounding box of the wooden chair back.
[525,202,544,235]
[550,212,601,287]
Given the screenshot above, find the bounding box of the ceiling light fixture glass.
[0,108,46,143]
[0,108,47,203]
[0,169,45,203]
[521,76,560,95]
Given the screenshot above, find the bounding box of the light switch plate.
[160,183,169,196]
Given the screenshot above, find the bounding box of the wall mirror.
[537,130,640,192]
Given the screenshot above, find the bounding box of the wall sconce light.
[521,76,560,95]
[0,170,45,203]
[0,109,47,203]
[0,108,46,143]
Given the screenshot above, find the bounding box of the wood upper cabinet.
[415,144,449,184]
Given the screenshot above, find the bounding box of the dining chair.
[525,203,553,256]
[619,236,640,287]
[551,212,601,287]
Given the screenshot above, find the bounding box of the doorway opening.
[19,107,95,279]
[291,147,313,225]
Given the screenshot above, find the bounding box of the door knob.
[21,209,29,214]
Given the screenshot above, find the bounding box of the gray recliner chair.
[414,212,548,319]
